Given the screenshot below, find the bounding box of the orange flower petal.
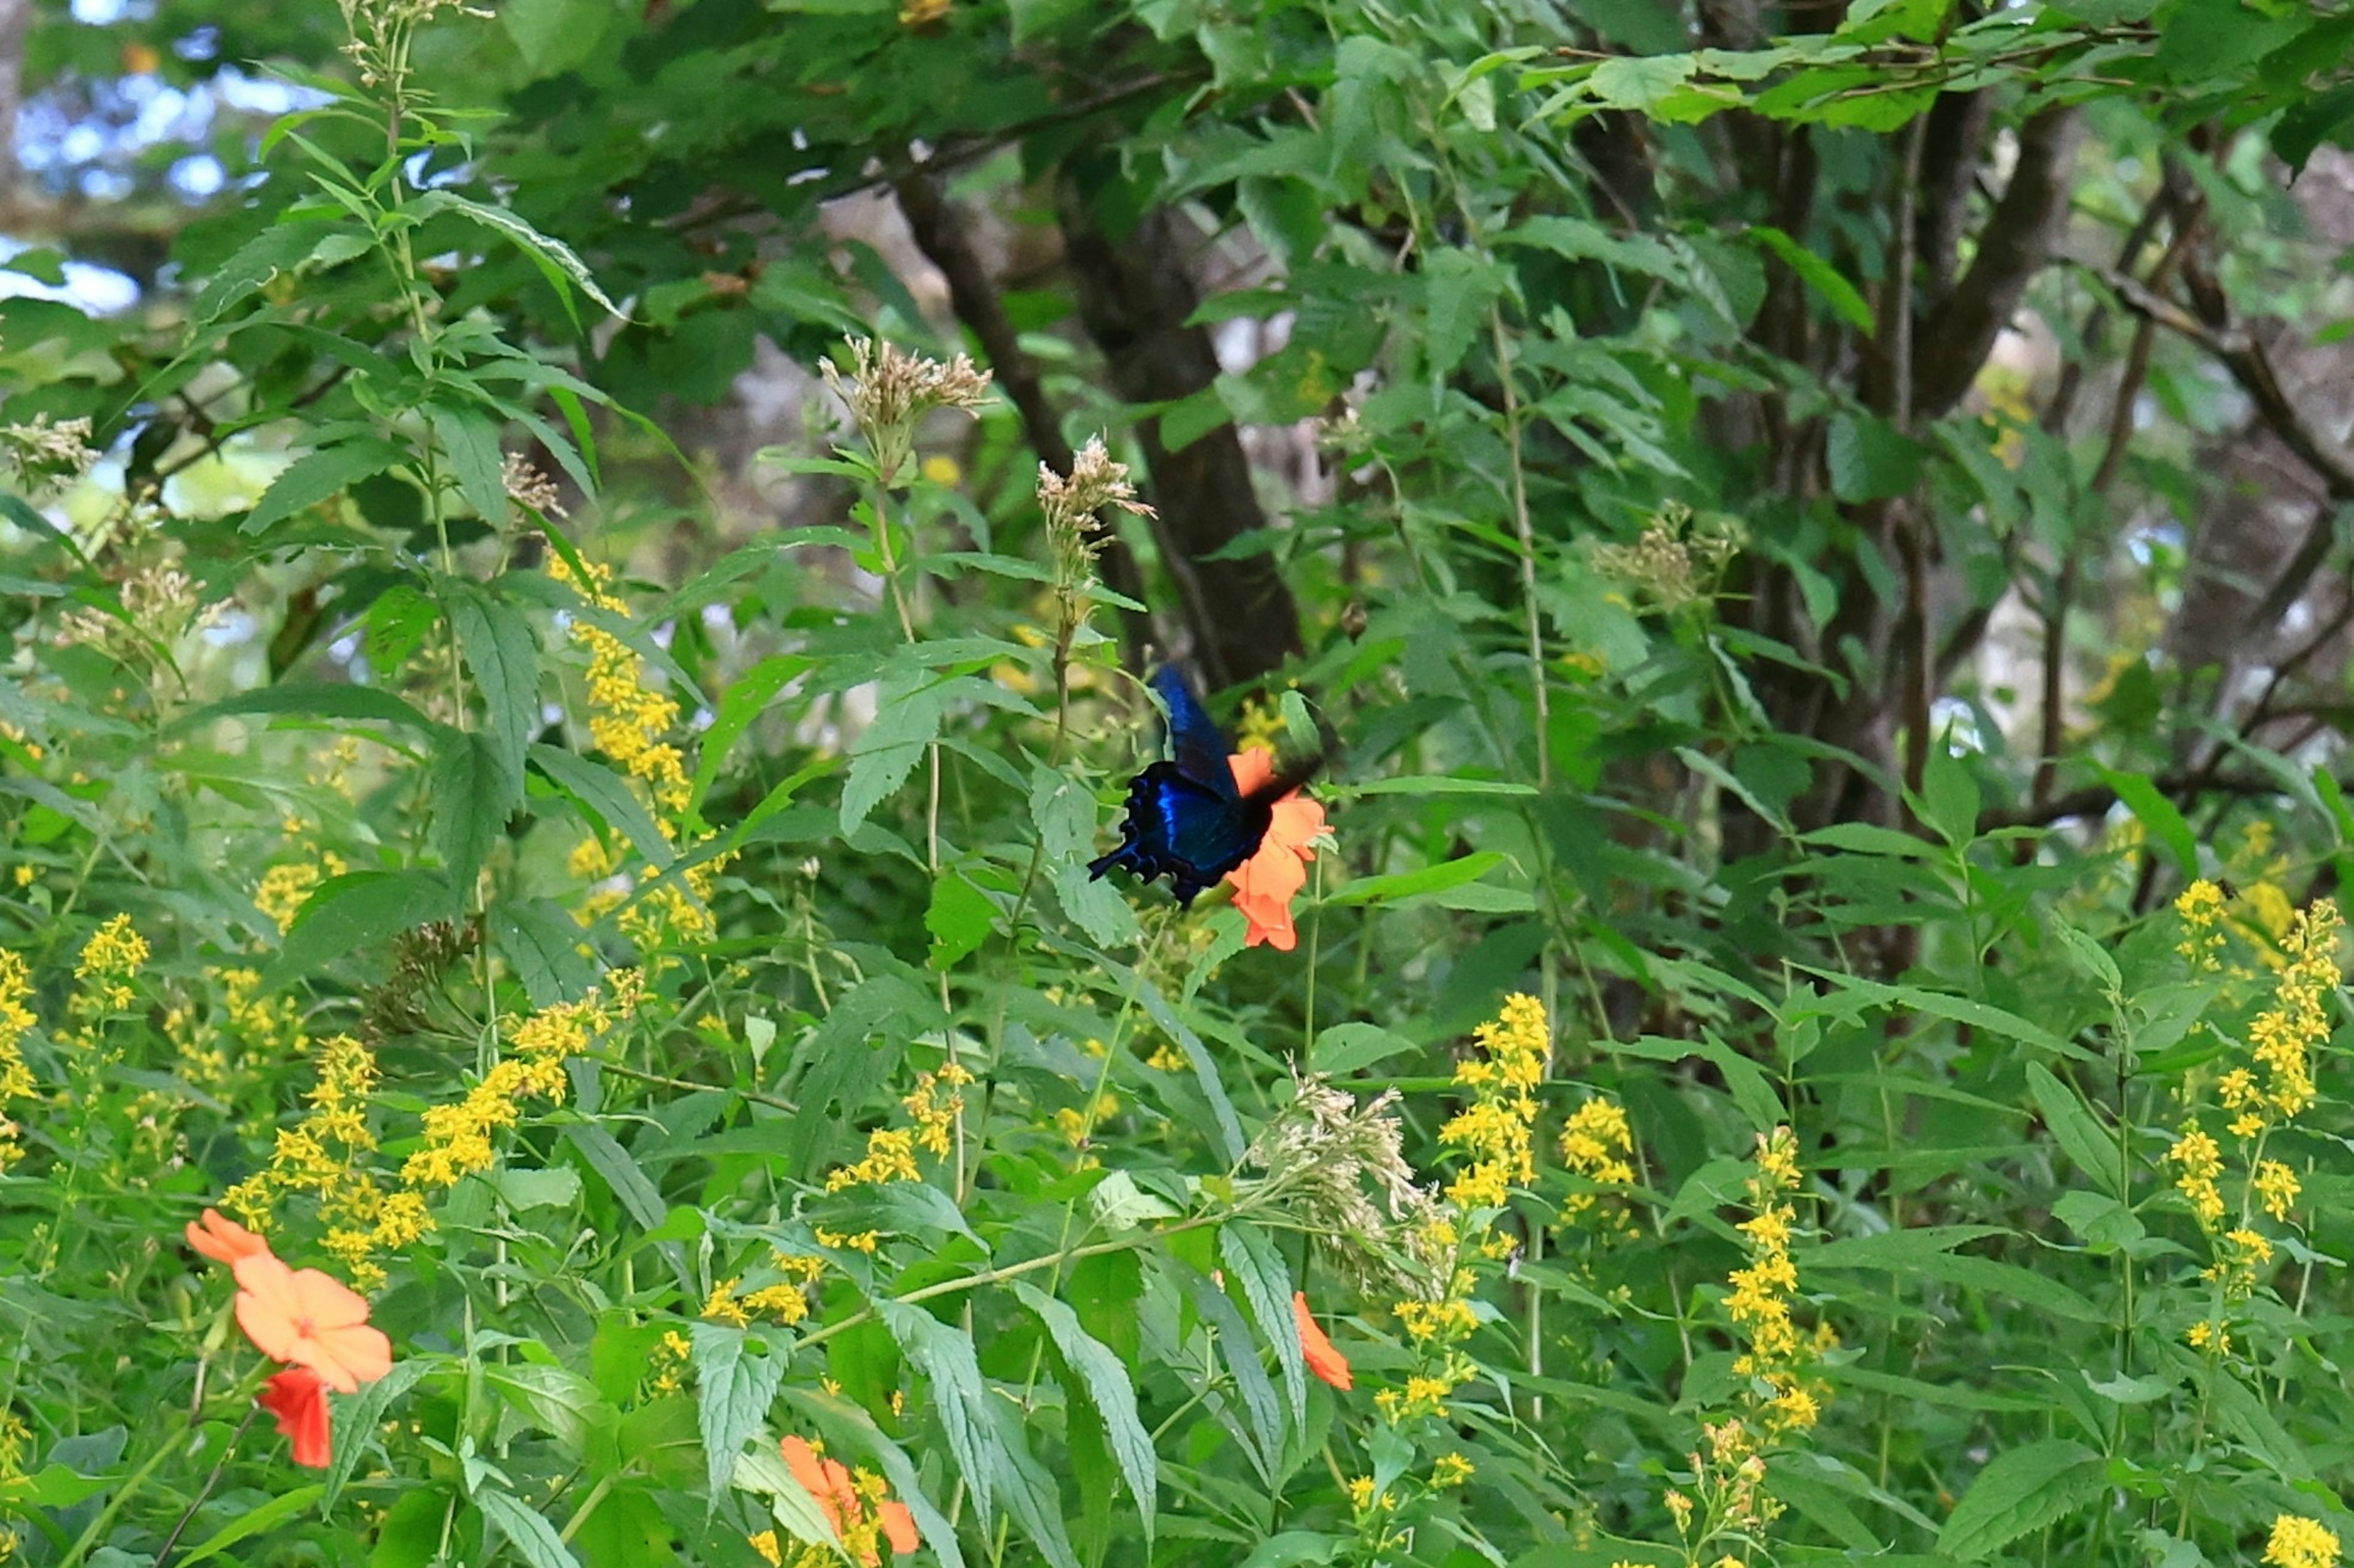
[879,1499,920,1555]
[256,1368,332,1467]
[1224,752,1328,951]
[781,1435,857,1535]
[1293,1292,1352,1391]
[186,1208,270,1266]
[231,1252,392,1394]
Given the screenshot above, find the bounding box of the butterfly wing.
[1088,761,1274,907]
[1150,664,1240,801]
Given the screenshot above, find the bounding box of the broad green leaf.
[926,868,996,970]
[734,1444,844,1551]
[175,1483,326,1566]
[1014,1283,1156,1542]
[364,584,441,673]
[427,401,510,525]
[2093,765,2199,877]
[169,682,435,737]
[1750,225,1875,332]
[321,1360,430,1513]
[191,218,335,324]
[2025,1062,2122,1198]
[563,1124,666,1231]
[476,1487,585,1568]
[410,190,625,323]
[489,897,599,1007]
[1825,412,1922,502]
[269,869,461,988]
[1221,1222,1305,1426]
[429,725,512,892]
[1175,1265,1280,1479]
[240,437,411,536]
[691,1323,784,1504]
[444,580,539,796]
[1324,851,1507,907]
[879,1301,997,1532]
[529,744,674,868]
[689,653,812,815]
[1310,1022,1419,1075]
[982,1392,1080,1568]
[1935,1440,2105,1561]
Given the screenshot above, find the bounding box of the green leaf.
[240,438,411,536]
[321,1360,430,1513]
[501,0,613,72]
[191,218,335,325]
[485,1361,604,1445]
[734,1445,845,1551]
[174,1483,326,1566]
[981,1393,1081,1568]
[563,1123,667,1231]
[926,868,996,970]
[1826,412,1923,502]
[2026,1062,2122,1199]
[364,584,441,672]
[2093,765,2199,877]
[1346,774,1536,798]
[1221,1222,1305,1426]
[444,580,539,796]
[490,898,599,1007]
[1176,1265,1281,1477]
[1917,747,1980,847]
[691,1323,784,1505]
[1013,1284,1157,1542]
[1310,1022,1419,1075]
[1748,226,1875,332]
[410,191,625,324]
[1935,1440,2106,1561]
[879,1301,997,1532]
[427,401,510,524]
[530,744,674,868]
[688,653,811,816]
[1587,52,1696,111]
[1324,851,1507,907]
[269,870,461,988]
[476,1487,585,1568]
[167,682,435,737]
[429,725,512,891]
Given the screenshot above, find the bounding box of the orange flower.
[186,1207,269,1265]
[256,1367,332,1467]
[1227,750,1328,952]
[232,1251,392,1395]
[1293,1292,1352,1391]
[782,1435,920,1561]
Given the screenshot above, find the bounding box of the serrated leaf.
[926,869,996,970]
[1935,1439,2105,1561]
[428,400,510,524]
[1013,1283,1157,1542]
[269,869,461,988]
[490,898,599,1006]
[240,438,411,536]
[364,584,441,672]
[411,191,625,323]
[2026,1062,2122,1200]
[476,1487,585,1568]
[444,580,539,796]
[530,744,673,868]
[175,1483,326,1566]
[1221,1222,1305,1426]
[321,1360,430,1513]
[429,725,512,891]
[191,219,335,324]
[692,1323,785,1507]
[982,1391,1080,1568]
[879,1301,997,1532]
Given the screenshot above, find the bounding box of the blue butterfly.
[1089,666,1318,907]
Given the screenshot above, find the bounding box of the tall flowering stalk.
[1724,1125,1827,1437]
[2162,890,2342,1358]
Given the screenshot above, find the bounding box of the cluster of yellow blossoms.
[2164,889,2342,1355]
[706,1250,831,1328]
[1439,993,1547,1208]
[74,913,147,1016]
[1644,1416,1781,1568]
[254,854,347,935]
[825,1063,970,1190]
[0,950,35,1168]
[224,1033,431,1292]
[0,1404,29,1562]
[1559,1095,1637,1234]
[2268,1515,2342,1568]
[1725,1126,1827,1436]
[405,986,637,1192]
[548,555,730,950]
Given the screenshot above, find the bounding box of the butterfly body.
[1088,666,1313,907]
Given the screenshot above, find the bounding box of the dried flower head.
[820,337,992,485]
[501,452,566,519]
[1039,435,1152,593]
[1590,501,1745,613]
[0,414,97,488]
[1247,1072,1450,1297]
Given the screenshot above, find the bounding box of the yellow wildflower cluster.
[815,1226,880,1253]
[0,1404,26,1563]
[2176,879,2226,970]
[2269,1517,2343,1568]
[824,1063,969,1190]
[1395,1296,1477,1345]
[1438,992,1546,1208]
[1430,1452,1474,1488]
[0,950,36,1169]
[1558,1095,1637,1233]
[255,855,346,935]
[749,1531,785,1567]
[74,913,147,1014]
[2223,899,2342,1133]
[402,992,620,1192]
[1726,1126,1826,1436]
[223,1033,431,1291]
[2205,1226,2274,1302]
[1661,1418,1781,1567]
[647,1329,693,1397]
[549,556,691,815]
[1054,1091,1118,1149]
[1346,1475,1393,1516]
[2163,1124,2225,1227]
[706,1252,831,1328]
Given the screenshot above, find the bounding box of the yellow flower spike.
[2268,1517,2342,1568]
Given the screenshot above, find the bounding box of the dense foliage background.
[8,0,2354,1565]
